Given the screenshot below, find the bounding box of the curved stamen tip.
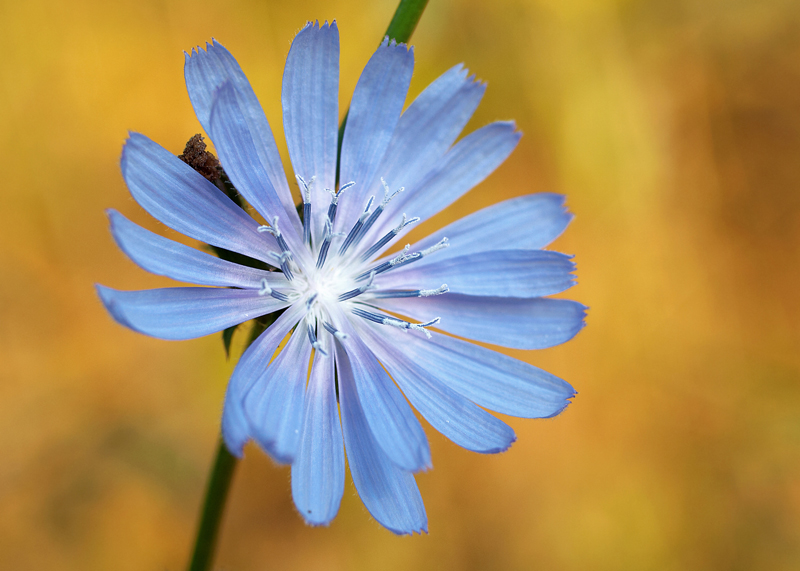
[257,216,282,237]
[409,317,440,339]
[363,196,375,216]
[390,244,417,266]
[421,237,449,256]
[258,278,272,296]
[296,174,315,203]
[420,284,449,297]
[380,177,404,206]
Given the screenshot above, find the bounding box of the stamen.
[379,177,404,207]
[258,217,296,279]
[268,250,295,281]
[409,317,440,338]
[351,307,387,325]
[316,218,334,269]
[339,196,374,256]
[383,237,450,274]
[360,213,420,261]
[370,284,449,299]
[306,323,328,356]
[327,180,356,223]
[296,175,315,248]
[420,237,450,257]
[348,178,405,253]
[258,278,289,302]
[338,271,376,301]
[323,321,349,341]
[306,293,318,310]
[356,244,420,280]
[325,189,338,226]
[352,308,439,338]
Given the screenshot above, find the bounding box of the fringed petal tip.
[184,38,227,58]
[386,523,429,537]
[478,432,518,455]
[299,20,338,32]
[540,393,577,419]
[379,35,414,53]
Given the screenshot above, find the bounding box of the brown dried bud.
[178,134,221,182]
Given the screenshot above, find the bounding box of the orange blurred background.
[2,0,800,569]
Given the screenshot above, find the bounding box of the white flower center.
[257,174,451,347]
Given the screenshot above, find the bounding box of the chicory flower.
[97,21,584,534]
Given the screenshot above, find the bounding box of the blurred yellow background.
[2,0,799,569]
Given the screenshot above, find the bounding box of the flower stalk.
[188,439,237,571]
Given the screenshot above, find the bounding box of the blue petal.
[291,335,345,526]
[108,209,288,289]
[394,122,521,232]
[282,21,339,240]
[359,65,485,245]
[377,249,576,297]
[373,294,586,350]
[222,306,304,457]
[336,341,427,535]
[243,325,312,464]
[209,83,308,263]
[358,322,516,453]
[378,64,484,193]
[410,193,573,259]
[96,285,289,340]
[382,323,574,418]
[184,40,297,221]
[336,39,414,233]
[120,133,278,266]
[334,314,431,472]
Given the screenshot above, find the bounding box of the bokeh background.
[2,0,800,569]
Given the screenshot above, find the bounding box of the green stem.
[384,0,429,45]
[187,439,238,571]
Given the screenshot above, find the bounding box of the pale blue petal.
[243,325,312,464]
[372,294,586,350]
[291,334,345,526]
[358,322,516,453]
[410,193,573,259]
[184,40,297,221]
[382,324,574,418]
[390,122,521,237]
[96,285,289,340]
[337,341,427,535]
[108,209,287,289]
[376,64,484,193]
[209,83,308,262]
[336,40,414,233]
[120,133,278,266]
[376,249,576,297]
[222,306,304,457]
[282,21,339,240]
[334,314,431,472]
[357,65,486,246]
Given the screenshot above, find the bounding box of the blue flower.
[97,21,584,534]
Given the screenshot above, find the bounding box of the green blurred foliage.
[1,0,799,569]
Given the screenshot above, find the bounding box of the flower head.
[97,21,585,534]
